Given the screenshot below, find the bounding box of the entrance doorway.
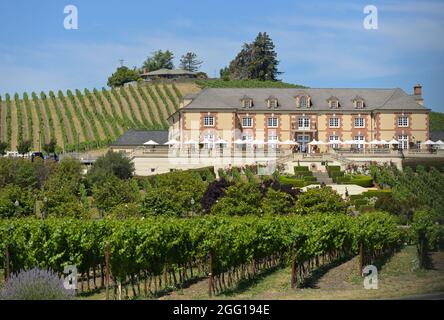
[297,134,310,153]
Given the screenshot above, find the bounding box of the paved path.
[301,184,370,198]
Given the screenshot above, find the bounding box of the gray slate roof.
[431,131,444,141]
[110,129,169,146]
[182,88,428,112]
[144,68,196,76]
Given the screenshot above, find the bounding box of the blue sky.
[1,0,444,112]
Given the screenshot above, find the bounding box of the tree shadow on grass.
[217,265,285,297]
[298,255,355,289]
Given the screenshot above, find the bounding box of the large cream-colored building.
[168,85,430,152]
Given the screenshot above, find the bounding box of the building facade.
[168,85,430,152]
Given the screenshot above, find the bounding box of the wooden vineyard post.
[359,240,363,275]
[291,244,296,289]
[208,250,213,298]
[105,243,110,300]
[4,246,10,281]
[164,257,168,289]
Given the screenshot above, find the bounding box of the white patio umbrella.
[388,139,399,145]
[380,139,389,145]
[200,138,213,144]
[143,140,158,145]
[164,139,179,145]
[184,139,199,145]
[267,139,280,145]
[369,139,381,145]
[307,139,317,145]
[422,140,436,145]
[435,140,444,145]
[280,140,299,145]
[215,138,228,144]
[328,140,343,145]
[252,139,265,145]
[343,140,358,145]
[234,139,246,144]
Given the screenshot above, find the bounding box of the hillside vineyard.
[0,83,198,152]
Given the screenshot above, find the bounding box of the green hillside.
[430,111,444,131]
[0,80,307,152]
[0,82,200,152]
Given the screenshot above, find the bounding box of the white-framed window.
[297,134,310,153]
[267,117,278,128]
[354,135,365,150]
[298,117,310,129]
[203,115,214,127]
[243,133,253,150]
[242,117,253,128]
[397,116,409,127]
[356,100,364,109]
[330,100,339,109]
[203,133,215,149]
[329,135,339,149]
[268,133,278,149]
[243,99,252,108]
[329,117,340,128]
[354,117,365,128]
[268,99,277,108]
[398,134,408,150]
[416,141,422,151]
[300,96,308,108]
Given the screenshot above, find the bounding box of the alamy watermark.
[63,264,78,290]
[363,265,378,289]
[64,5,78,30]
[363,5,378,30]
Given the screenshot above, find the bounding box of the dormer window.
[327,96,340,109]
[267,96,278,108]
[352,96,365,109]
[300,96,308,108]
[295,94,310,108]
[241,95,253,108]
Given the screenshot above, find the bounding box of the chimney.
[414,84,422,96]
[413,84,424,105]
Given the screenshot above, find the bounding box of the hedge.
[278,176,307,188]
[294,166,310,173]
[350,190,392,202]
[349,176,373,187]
[303,176,318,182]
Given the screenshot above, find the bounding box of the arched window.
[300,96,307,108]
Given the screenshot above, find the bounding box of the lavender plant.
[0,267,76,300]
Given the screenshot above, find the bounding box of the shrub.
[278,176,306,188]
[293,187,348,215]
[210,182,262,216]
[350,176,373,187]
[0,268,75,300]
[294,166,309,173]
[303,176,317,182]
[260,188,295,215]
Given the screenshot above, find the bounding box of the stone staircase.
[312,170,333,185]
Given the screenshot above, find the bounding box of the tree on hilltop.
[180,52,203,72]
[142,50,175,71]
[107,66,141,88]
[223,32,282,81]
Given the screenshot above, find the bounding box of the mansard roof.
[180,88,429,112]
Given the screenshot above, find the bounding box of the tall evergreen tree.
[179,52,203,72]
[226,32,281,81]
